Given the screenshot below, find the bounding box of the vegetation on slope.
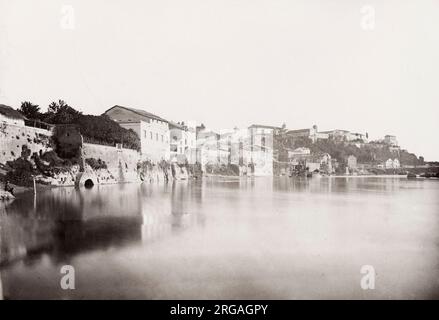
[17,100,140,151]
[274,135,421,166]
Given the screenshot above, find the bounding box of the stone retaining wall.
[0,122,53,164]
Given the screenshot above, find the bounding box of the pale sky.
[1,0,438,160]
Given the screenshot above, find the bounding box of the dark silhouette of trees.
[43,100,82,124]
[18,99,140,151]
[18,101,42,120]
[77,114,140,150]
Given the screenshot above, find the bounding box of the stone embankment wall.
[45,142,141,187]
[0,122,53,165]
[1,121,198,189]
[82,143,140,183]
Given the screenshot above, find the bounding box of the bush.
[39,100,141,152]
[5,158,37,187]
[40,150,79,167]
[274,133,422,166]
[78,115,140,150]
[85,158,108,170]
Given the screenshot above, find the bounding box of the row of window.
[143,130,168,143]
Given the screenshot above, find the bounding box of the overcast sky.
[0,0,438,160]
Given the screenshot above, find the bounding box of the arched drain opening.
[84,179,94,189]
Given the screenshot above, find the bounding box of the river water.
[0,176,438,299]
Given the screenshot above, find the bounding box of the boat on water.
[407,173,417,179]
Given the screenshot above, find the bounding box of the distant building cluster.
[99,106,406,175]
[285,125,369,143]
[1,102,410,175]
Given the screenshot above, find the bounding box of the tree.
[18,101,42,120]
[43,100,82,124]
[76,114,140,150]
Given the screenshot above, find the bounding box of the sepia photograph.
[1,0,439,310]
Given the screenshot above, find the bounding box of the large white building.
[104,105,170,161]
[195,125,275,176]
[169,121,197,163]
[246,124,276,176]
[385,158,400,169]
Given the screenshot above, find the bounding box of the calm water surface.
[1,176,439,299]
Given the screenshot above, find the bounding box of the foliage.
[18,100,140,151]
[205,164,239,176]
[274,134,422,166]
[85,158,108,170]
[4,158,36,187]
[18,101,42,120]
[43,100,82,124]
[78,115,140,150]
[40,150,79,168]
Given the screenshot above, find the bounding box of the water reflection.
[140,181,205,243]
[1,176,439,299]
[0,181,206,267]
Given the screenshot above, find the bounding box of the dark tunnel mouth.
[84,179,94,189]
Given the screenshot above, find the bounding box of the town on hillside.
[0,101,437,193]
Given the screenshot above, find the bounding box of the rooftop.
[248,124,281,130]
[320,129,351,134]
[286,128,311,133]
[169,121,186,130]
[105,105,168,123]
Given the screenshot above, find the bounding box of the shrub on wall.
[21,100,141,155]
[78,115,140,150]
[4,158,36,187]
[85,158,108,170]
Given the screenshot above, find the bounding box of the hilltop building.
[104,105,170,161]
[384,135,398,146]
[284,125,368,143]
[319,129,368,143]
[285,125,329,142]
[288,147,311,157]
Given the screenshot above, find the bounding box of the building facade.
[385,158,400,169]
[288,147,311,157]
[247,125,275,176]
[347,155,357,170]
[196,130,222,170]
[195,125,275,176]
[384,135,398,146]
[104,105,170,162]
[169,121,197,164]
